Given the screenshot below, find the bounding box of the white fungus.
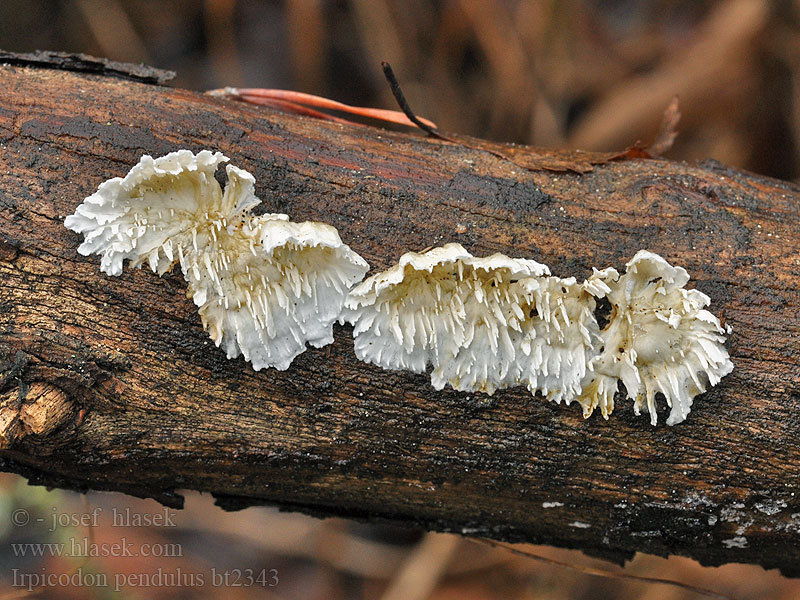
[342,243,602,404]
[65,152,733,420]
[343,245,732,425]
[578,250,733,425]
[65,150,369,370]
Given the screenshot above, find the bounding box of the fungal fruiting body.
[65,150,369,370]
[577,251,733,425]
[64,149,234,277]
[343,245,732,425]
[342,243,602,405]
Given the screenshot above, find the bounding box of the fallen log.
[0,52,798,575]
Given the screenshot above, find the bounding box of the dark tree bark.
[0,53,798,575]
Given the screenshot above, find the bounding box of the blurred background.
[1,0,800,598]
[1,0,800,178]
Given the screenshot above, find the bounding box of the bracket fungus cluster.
[341,243,600,404]
[64,150,369,370]
[343,245,733,425]
[65,150,732,424]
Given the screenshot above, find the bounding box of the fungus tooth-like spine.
[65,150,369,371]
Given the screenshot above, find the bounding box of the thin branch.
[380,61,448,139]
[473,538,738,600]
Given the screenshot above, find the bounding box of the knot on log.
[0,382,75,448]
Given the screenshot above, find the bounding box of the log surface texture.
[0,56,798,575]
